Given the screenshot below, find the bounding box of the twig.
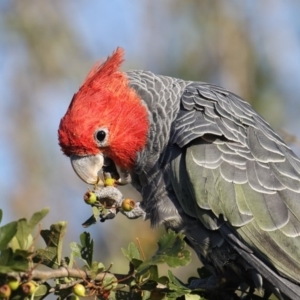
[7,267,116,282]
[135,238,145,261]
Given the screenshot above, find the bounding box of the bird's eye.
[96,130,106,142]
[95,128,108,147]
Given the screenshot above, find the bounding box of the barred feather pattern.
[177,83,300,284]
[126,71,300,297]
[127,70,189,171]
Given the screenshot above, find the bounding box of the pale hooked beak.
[70,154,104,185]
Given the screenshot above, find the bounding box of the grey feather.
[190,139,222,165]
[215,118,241,142]
[247,161,276,194]
[220,161,247,184]
[217,143,236,154]
[271,162,300,192]
[248,128,285,163]
[236,149,255,161]
[254,161,286,191]
[211,167,253,226]
[222,152,247,166]
[256,129,284,155]
[125,72,300,299]
[272,160,300,180]
[222,117,246,135]
[280,212,300,237]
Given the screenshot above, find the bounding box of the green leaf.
[41,221,67,248]
[14,219,31,250]
[131,258,144,269]
[168,270,188,290]
[69,242,88,266]
[31,282,51,300]
[157,276,169,285]
[70,242,82,257]
[128,242,141,260]
[28,208,49,232]
[10,232,33,252]
[0,248,29,272]
[0,221,18,250]
[13,209,49,251]
[167,270,191,298]
[102,273,118,291]
[137,265,159,285]
[68,250,74,268]
[79,232,93,266]
[90,261,105,279]
[147,265,159,281]
[34,222,67,268]
[137,231,191,273]
[122,242,141,261]
[34,247,58,269]
[69,233,95,267]
[0,209,2,223]
[141,291,151,300]
[97,262,105,271]
[92,206,100,220]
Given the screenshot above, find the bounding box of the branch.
[7,267,116,283]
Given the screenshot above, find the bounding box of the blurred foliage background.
[1,0,300,284]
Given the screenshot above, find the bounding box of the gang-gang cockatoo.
[58,48,300,300]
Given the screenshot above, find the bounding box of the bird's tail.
[220,225,300,300]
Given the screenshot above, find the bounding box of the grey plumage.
[127,70,300,299]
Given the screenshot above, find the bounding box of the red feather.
[58,48,149,169]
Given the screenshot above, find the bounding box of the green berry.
[0,284,11,299]
[21,281,38,295]
[104,178,116,186]
[84,191,97,205]
[121,199,135,211]
[73,283,86,297]
[8,279,20,291]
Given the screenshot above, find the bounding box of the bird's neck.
[126,70,188,175]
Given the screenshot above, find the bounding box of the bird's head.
[58,48,149,184]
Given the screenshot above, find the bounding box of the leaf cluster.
[0,208,49,273]
[0,209,279,300]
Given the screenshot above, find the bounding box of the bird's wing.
[170,82,300,284]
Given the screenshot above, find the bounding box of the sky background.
[1,0,300,282]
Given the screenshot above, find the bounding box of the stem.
[7,267,116,282]
[135,238,145,261]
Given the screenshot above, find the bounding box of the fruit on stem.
[7,279,20,291]
[84,191,97,205]
[121,199,136,211]
[21,281,38,295]
[0,284,11,299]
[73,283,86,297]
[104,178,116,186]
